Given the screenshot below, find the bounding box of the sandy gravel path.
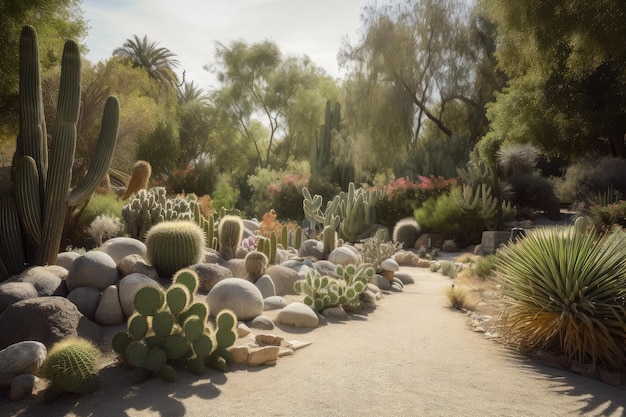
[3,266,625,417]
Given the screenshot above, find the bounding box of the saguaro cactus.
[0,26,119,279]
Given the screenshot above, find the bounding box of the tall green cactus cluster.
[121,187,193,241]
[218,215,243,261]
[303,182,383,243]
[257,231,277,264]
[294,264,373,312]
[189,198,217,250]
[0,26,119,280]
[111,269,238,380]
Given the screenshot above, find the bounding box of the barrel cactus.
[144,220,205,278]
[40,337,101,396]
[218,215,243,261]
[392,218,422,249]
[244,251,268,282]
[0,25,119,280]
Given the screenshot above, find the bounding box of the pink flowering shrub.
[376,176,456,228]
[267,173,309,221]
[587,201,626,232]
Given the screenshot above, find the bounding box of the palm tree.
[113,34,180,88]
[177,81,208,105]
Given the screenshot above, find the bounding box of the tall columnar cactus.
[218,215,243,261]
[190,198,217,249]
[257,235,276,265]
[144,220,206,278]
[112,270,239,381]
[311,101,340,177]
[0,26,119,279]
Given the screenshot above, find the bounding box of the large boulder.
[187,263,232,293]
[95,285,125,326]
[254,275,276,299]
[67,287,101,321]
[298,239,323,259]
[328,246,361,266]
[224,258,246,278]
[265,265,300,296]
[16,266,67,296]
[0,282,38,315]
[117,254,160,280]
[98,237,147,264]
[66,251,119,292]
[118,273,162,318]
[0,297,101,350]
[56,251,81,270]
[275,302,319,328]
[0,341,47,388]
[206,278,264,321]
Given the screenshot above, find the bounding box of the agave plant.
[496,223,626,371]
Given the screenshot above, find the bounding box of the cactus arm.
[17,25,47,185]
[35,39,81,265]
[14,156,42,245]
[68,96,119,207]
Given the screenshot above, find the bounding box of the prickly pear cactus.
[112,270,239,381]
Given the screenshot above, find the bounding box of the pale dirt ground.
[1,265,625,417]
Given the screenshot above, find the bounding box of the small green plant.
[360,229,403,272]
[112,269,238,380]
[40,337,101,400]
[294,264,374,312]
[429,263,440,273]
[496,225,626,371]
[441,239,457,252]
[471,254,498,280]
[439,261,458,279]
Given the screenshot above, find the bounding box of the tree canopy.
[481,0,626,158]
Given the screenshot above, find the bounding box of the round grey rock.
[394,272,415,285]
[0,282,38,315]
[188,263,232,293]
[250,315,275,330]
[0,341,46,387]
[275,302,319,328]
[117,254,159,280]
[206,278,264,321]
[373,274,391,291]
[98,237,147,264]
[66,251,119,292]
[17,266,66,296]
[67,287,101,321]
[255,275,276,299]
[328,246,361,266]
[95,285,125,326]
[10,373,38,401]
[56,251,81,270]
[298,239,323,259]
[263,296,288,311]
[266,265,300,296]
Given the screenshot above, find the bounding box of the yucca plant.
[495,223,626,371]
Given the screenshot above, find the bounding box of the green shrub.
[587,201,626,232]
[471,254,498,280]
[69,193,125,247]
[496,225,626,371]
[439,261,458,279]
[211,174,240,214]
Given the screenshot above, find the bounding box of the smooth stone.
[66,251,119,292]
[117,254,160,280]
[10,374,38,401]
[95,285,126,326]
[98,237,147,264]
[328,246,361,266]
[275,302,319,328]
[263,296,288,311]
[254,275,276,299]
[380,258,400,272]
[394,272,414,285]
[56,251,81,270]
[0,341,47,387]
[250,315,275,330]
[372,274,391,291]
[247,346,280,366]
[206,278,264,321]
[118,273,162,318]
[0,282,38,315]
[67,287,101,321]
[265,265,300,296]
[322,306,349,320]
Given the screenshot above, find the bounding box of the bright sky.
[82,0,368,90]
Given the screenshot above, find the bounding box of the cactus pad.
[163,334,187,359]
[186,356,206,375]
[216,309,237,330]
[144,348,167,373]
[216,329,236,349]
[183,315,204,342]
[157,364,177,382]
[173,269,199,294]
[192,334,215,358]
[112,331,132,356]
[127,341,149,368]
[186,302,209,323]
[128,312,148,340]
[152,311,174,338]
[166,284,190,315]
[134,286,165,316]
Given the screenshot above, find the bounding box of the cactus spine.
[0,26,119,279]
